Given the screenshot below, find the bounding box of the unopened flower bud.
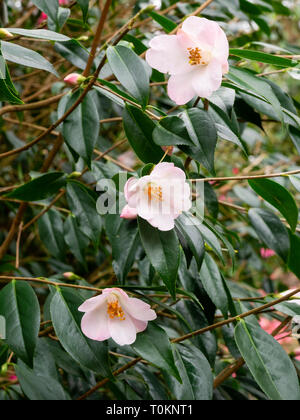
[0,28,13,39]
[64,73,86,86]
[63,272,81,280]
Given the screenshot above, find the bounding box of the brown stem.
[83,0,113,77]
[191,168,300,183]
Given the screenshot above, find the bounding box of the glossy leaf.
[107,45,150,107]
[199,253,229,318]
[249,178,298,232]
[248,208,290,261]
[132,323,181,382]
[0,281,40,366]
[138,217,180,299]
[123,104,164,164]
[181,109,217,173]
[62,90,100,167]
[235,320,300,400]
[38,209,66,260]
[66,181,102,246]
[1,41,59,76]
[7,172,66,202]
[50,288,111,377]
[164,344,213,400]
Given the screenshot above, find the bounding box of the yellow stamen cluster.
[188,47,202,66]
[107,301,126,321]
[146,183,163,202]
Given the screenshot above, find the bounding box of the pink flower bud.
[260,248,275,259]
[120,205,138,220]
[162,146,174,156]
[64,73,86,86]
[37,12,48,25]
[79,288,157,346]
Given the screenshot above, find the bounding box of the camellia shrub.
[0,0,300,402]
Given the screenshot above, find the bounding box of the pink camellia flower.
[146,17,229,105]
[259,317,293,344]
[79,288,157,346]
[120,205,138,220]
[121,162,192,231]
[260,248,276,259]
[64,73,86,86]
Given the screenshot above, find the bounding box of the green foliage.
[0,0,300,402]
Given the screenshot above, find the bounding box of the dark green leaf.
[107,45,149,107]
[148,11,177,33]
[230,49,297,68]
[249,178,298,232]
[153,116,194,147]
[15,360,70,400]
[164,344,213,400]
[50,288,111,377]
[181,109,217,173]
[106,215,140,284]
[248,208,290,261]
[62,90,100,167]
[7,172,66,201]
[175,213,205,270]
[0,281,40,366]
[199,253,229,318]
[77,0,89,22]
[66,181,102,246]
[123,104,164,164]
[234,320,300,400]
[64,215,89,268]
[38,209,66,259]
[132,322,181,382]
[138,217,180,299]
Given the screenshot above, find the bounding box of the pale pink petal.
[146,35,191,75]
[177,28,199,51]
[147,214,176,231]
[192,58,223,99]
[122,297,157,322]
[124,177,138,201]
[120,205,138,220]
[151,162,186,180]
[131,317,148,333]
[108,313,137,346]
[222,61,229,74]
[78,294,106,312]
[168,72,197,105]
[182,17,219,50]
[81,305,110,341]
[213,24,229,70]
[102,288,130,300]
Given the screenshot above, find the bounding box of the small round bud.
[0,28,14,39]
[64,73,86,86]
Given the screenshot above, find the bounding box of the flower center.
[187,47,210,66]
[107,296,126,321]
[145,182,163,202]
